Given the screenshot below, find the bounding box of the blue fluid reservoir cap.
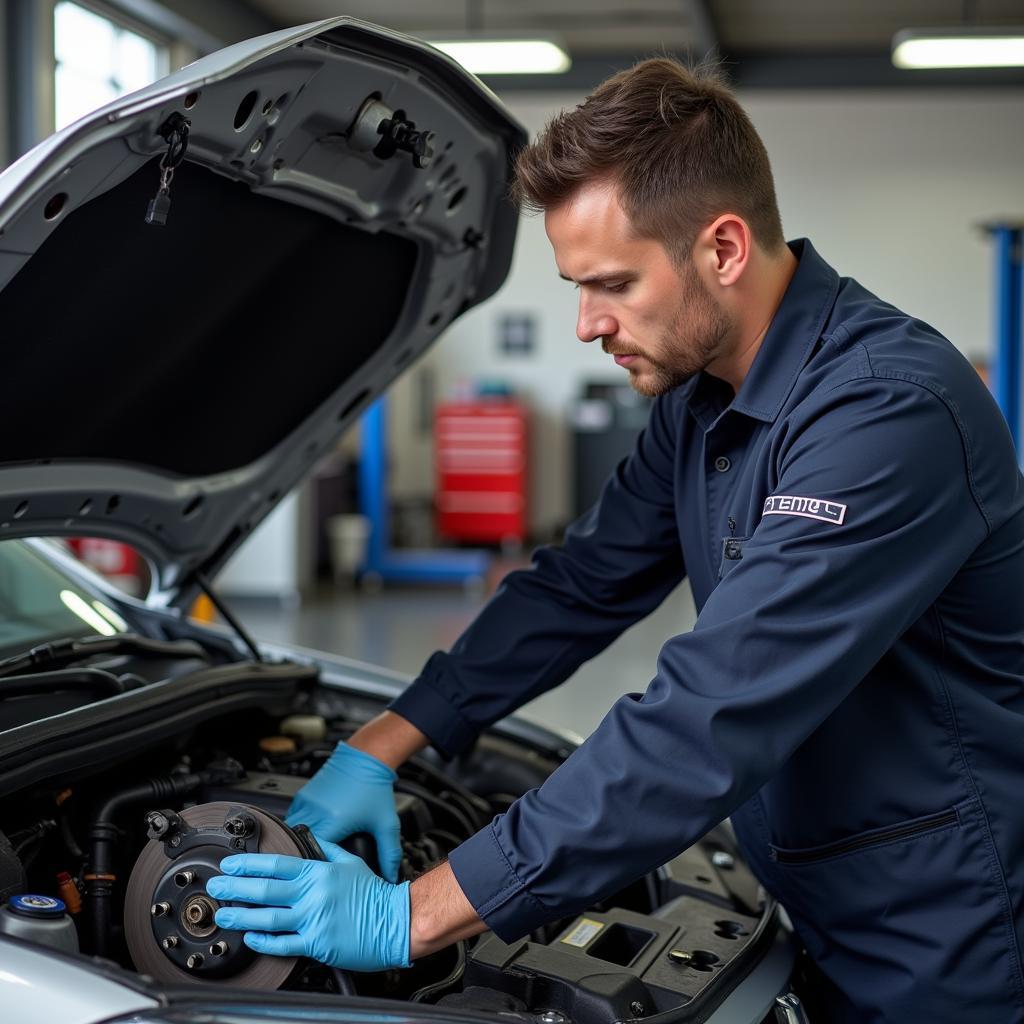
[8,894,66,917]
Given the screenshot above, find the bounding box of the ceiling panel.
[248,0,696,53]
[249,0,1024,51]
[244,0,1024,87]
[716,0,1024,51]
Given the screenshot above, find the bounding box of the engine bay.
[0,645,780,1024]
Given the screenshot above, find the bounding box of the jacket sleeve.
[388,393,686,758]
[447,377,991,939]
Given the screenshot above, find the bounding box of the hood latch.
[145,112,191,227]
[348,95,436,170]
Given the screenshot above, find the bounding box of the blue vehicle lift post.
[357,396,491,586]
[985,223,1024,459]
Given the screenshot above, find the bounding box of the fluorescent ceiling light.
[432,38,571,75]
[893,27,1024,69]
[92,600,129,632]
[60,589,117,636]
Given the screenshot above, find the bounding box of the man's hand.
[207,838,410,971]
[285,741,403,882]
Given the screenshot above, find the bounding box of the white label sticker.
[762,495,847,525]
[560,918,605,948]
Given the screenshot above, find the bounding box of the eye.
[605,282,628,294]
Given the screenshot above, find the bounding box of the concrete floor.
[236,571,698,740]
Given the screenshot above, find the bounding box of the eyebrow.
[558,270,636,285]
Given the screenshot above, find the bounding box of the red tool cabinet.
[435,400,528,546]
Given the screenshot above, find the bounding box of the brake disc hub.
[145,840,256,979]
[125,801,317,988]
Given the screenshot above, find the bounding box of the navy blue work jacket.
[390,240,1024,1022]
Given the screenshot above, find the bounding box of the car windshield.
[0,539,129,658]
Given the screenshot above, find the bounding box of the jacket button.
[714,456,731,473]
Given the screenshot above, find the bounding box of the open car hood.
[0,17,526,600]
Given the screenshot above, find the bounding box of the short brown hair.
[512,57,785,258]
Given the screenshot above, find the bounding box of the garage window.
[54,2,168,131]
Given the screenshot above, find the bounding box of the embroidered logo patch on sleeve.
[762,495,847,525]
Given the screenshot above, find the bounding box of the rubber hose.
[86,773,202,958]
[0,669,126,699]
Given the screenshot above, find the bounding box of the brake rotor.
[124,801,304,989]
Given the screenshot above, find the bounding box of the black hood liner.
[0,159,418,477]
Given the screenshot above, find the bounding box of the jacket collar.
[688,238,840,427]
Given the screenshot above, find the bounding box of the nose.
[576,292,618,344]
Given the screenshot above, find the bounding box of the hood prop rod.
[193,571,263,663]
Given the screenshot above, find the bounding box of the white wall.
[391,87,1024,537]
[217,493,303,603]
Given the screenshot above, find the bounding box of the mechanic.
[207,58,1024,1022]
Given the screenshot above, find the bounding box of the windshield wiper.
[0,634,206,679]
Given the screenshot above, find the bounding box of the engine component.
[258,735,297,756]
[86,771,206,957]
[201,770,433,861]
[654,823,762,917]
[0,828,26,903]
[464,898,765,1024]
[201,771,305,818]
[55,871,81,914]
[124,801,319,988]
[278,715,326,743]
[438,985,531,1018]
[0,894,79,953]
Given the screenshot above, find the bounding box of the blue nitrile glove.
[285,742,402,882]
[207,837,410,972]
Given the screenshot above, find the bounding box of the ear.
[696,215,751,288]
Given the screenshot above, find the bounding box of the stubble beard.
[620,262,733,398]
